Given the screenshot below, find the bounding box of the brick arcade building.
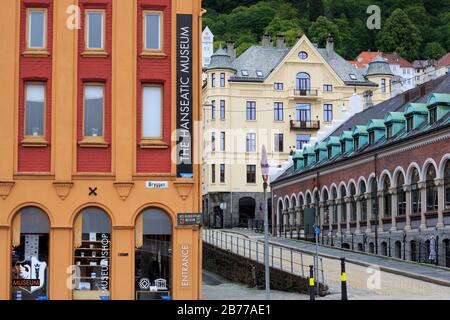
[271,75,450,267]
[0,0,203,300]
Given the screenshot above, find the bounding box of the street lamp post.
[261,145,270,300]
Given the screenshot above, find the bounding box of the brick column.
[403,184,412,231]
[389,187,397,232]
[435,178,445,229]
[419,181,427,230]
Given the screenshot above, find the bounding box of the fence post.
[320,258,324,285]
[341,257,348,300]
[243,238,246,257]
[221,232,223,249]
[225,233,228,250]
[256,241,259,262]
[309,265,315,301]
[301,253,304,277]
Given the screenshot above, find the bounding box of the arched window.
[359,181,367,221]
[381,241,388,256]
[340,185,347,223]
[369,242,375,254]
[349,184,357,222]
[306,193,312,207]
[370,178,378,219]
[323,190,329,225]
[445,161,450,208]
[299,195,304,226]
[382,176,392,217]
[410,168,421,214]
[11,207,50,300]
[410,240,417,261]
[73,207,111,300]
[396,173,406,216]
[296,72,311,93]
[331,188,338,224]
[426,165,438,211]
[394,241,402,259]
[135,208,172,300]
[314,191,320,224]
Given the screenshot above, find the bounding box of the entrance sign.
[176,14,193,178]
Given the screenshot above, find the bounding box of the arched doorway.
[394,241,402,259]
[135,208,172,300]
[342,243,350,249]
[11,206,50,300]
[357,243,363,251]
[72,207,111,300]
[444,239,450,267]
[369,242,375,254]
[381,241,387,256]
[410,240,417,261]
[238,197,256,228]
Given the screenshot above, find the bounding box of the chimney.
[262,34,272,48]
[226,41,236,60]
[276,35,286,49]
[326,33,334,56]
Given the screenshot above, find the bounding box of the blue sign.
[314,226,321,235]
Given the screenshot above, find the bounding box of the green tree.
[424,42,446,60]
[376,8,422,60]
[307,16,340,48]
[309,0,324,22]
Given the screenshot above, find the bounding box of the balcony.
[289,88,320,100]
[290,120,320,130]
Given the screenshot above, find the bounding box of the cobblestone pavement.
[203,229,450,300]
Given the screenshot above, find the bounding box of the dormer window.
[241,70,249,77]
[369,131,375,145]
[349,74,357,80]
[406,117,413,132]
[386,124,393,138]
[315,151,320,163]
[328,146,332,159]
[429,107,437,124]
[354,137,359,150]
[256,70,263,77]
[341,142,346,154]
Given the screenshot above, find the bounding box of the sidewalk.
[221,228,450,287]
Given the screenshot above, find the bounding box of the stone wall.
[203,242,328,296]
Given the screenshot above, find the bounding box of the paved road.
[203,228,450,299]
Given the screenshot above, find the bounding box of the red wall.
[77,0,112,173]
[18,0,53,173]
[136,0,172,173]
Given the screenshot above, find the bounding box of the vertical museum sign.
[180,244,191,289]
[176,14,193,178]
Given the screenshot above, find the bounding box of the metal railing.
[202,228,325,285]
[293,89,319,97]
[290,120,320,130]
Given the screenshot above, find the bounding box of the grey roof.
[209,40,377,85]
[330,73,450,136]
[316,48,376,86]
[207,47,236,71]
[229,45,290,82]
[366,55,394,76]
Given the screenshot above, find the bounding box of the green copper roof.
[384,112,406,123]
[404,103,428,116]
[292,150,304,159]
[427,93,450,106]
[367,119,386,130]
[303,146,315,155]
[314,141,327,151]
[352,125,368,136]
[339,131,353,140]
[326,136,340,146]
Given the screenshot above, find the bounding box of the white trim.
[378,169,392,190]
[392,166,406,187]
[438,154,450,179]
[421,158,438,179]
[406,162,422,184]
[356,176,367,195]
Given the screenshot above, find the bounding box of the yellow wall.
[0,0,203,300]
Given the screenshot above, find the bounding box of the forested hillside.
[202,0,450,60]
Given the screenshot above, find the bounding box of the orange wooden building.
[0,0,203,300]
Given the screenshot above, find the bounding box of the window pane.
[84,86,104,137]
[145,13,161,50]
[87,12,103,49]
[25,84,45,136]
[29,11,45,48]
[142,87,162,138]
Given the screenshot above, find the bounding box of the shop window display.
[11,207,50,300]
[135,208,172,300]
[72,208,111,300]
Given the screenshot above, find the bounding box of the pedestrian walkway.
[223,228,450,287]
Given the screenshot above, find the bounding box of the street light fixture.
[261,144,270,301]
